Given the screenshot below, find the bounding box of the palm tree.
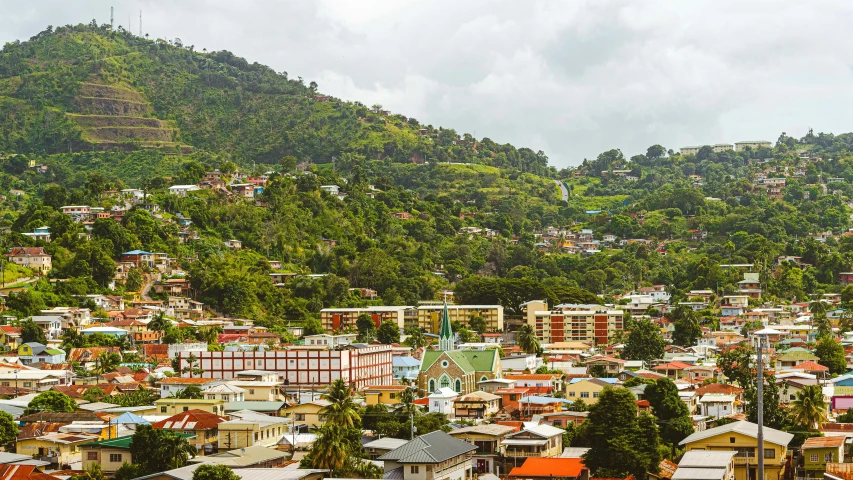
[197,325,223,344]
[310,425,349,476]
[94,351,120,375]
[810,300,827,317]
[517,324,541,355]
[148,313,171,340]
[319,378,361,427]
[789,385,828,431]
[161,431,196,469]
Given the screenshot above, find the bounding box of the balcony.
[504,449,548,458]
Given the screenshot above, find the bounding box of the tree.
[148,313,171,334]
[129,424,196,474]
[309,425,350,476]
[20,319,46,344]
[517,324,541,355]
[25,391,76,415]
[404,326,427,350]
[356,314,375,342]
[0,411,18,451]
[95,352,121,376]
[302,317,325,336]
[82,387,107,403]
[788,385,828,431]
[468,315,487,335]
[125,269,144,292]
[319,378,361,427]
[644,378,694,454]
[376,320,401,344]
[670,306,702,347]
[192,464,240,480]
[815,337,847,375]
[69,463,107,480]
[176,385,203,399]
[280,155,298,173]
[182,353,204,377]
[622,319,666,365]
[583,388,661,479]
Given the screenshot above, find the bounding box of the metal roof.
[679,421,793,446]
[672,468,728,480]
[678,450,736,468]
[378,431,476,464]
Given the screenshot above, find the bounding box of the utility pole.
[139,10,142,36]
[410,412,414,440]
[757,332,764,480]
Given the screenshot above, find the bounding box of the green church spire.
[438,301,454,351]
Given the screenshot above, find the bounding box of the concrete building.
[524,301,624,346]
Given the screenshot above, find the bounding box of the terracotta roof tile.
[509,458,585,478]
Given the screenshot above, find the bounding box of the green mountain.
[0,22,552,176]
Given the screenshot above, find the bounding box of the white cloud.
[4,0,853,166]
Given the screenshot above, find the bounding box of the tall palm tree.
[810,300,827,317]
[161,431,197,469]
[95,352,120,375]
[310,425,349,476]
[517,324,541,355]
[789,385,828,431]
[319,378,361,427]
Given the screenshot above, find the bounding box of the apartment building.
[176,344,393,389]
[319,306,412,332]
[524,301,624,345]
[417,305,504,333]
[735,141,772,151]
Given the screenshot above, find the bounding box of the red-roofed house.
[790,361,829,375]
[152,409,228,455]
[508,458,588,480]
[652,361,695,379]
[0,464,62,480]
[503,374,563,395]
[5,247,51,275]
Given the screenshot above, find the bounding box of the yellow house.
[284,400,328,430]
[565,378,613,405]
[679,421,793,480]
[154,398,225,417]
[217,410,291,450]
[80,433,196,473]
[228,381,283,401]
[364,385,408,406]
[0,327,21,351]
[17,432,100,468]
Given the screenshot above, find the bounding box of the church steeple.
[438,301,454,351]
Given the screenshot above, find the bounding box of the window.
[593,392,600,398]
[87,452,98,460]
[109,454,122,463]
[183,407,189,412]
[568,391,575,397]
[429,379,436,392]
[440,377,450,389]
[295,414,305,421]
[455,379,462,392]
[250,389,255,394]
[411,466,419,474]
[434,402,439,407]
[825,453,834,462]
[510,394,517,401]
[764,449,775,459]
[161,407,168,413]
[729,437,736,444]
[0,382,7,387]
[580,392,589,398]
[390,393,396,399]
[23,382,31,388]
[810,454,819,462]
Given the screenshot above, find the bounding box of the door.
[476,459,488,473]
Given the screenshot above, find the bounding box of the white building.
[168,185,200,196]
[302,334,358,348]
[428,387,459,416]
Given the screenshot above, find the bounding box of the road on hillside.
[554,180,569,201]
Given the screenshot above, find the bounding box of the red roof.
[413,398,429,405]
[504,374,560,381]
[494,388,531,394]
[696,384,743,396]
[794,361,829,371]
[152,409,227,431]
[0,464,61,479]
[509,458,585,478]
[5,247,48,257]
[652,361,695,371]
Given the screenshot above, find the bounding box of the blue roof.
[122,250,151,255]
[393,357,421,367]
[109,412,149,425]
[569,377,617,384]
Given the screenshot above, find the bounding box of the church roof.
[420,349,497,374]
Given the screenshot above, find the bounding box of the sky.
[3,0,853,168]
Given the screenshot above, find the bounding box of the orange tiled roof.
[156,377,217,385]
[802,436,846,448]
[503,374,561,380]
[794,361,829,371]
[152,409,227,431]
[696,384,743,396]
[509,458,585,478]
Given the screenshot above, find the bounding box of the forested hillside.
[3,23,853,334]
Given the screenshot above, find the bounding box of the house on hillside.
[5,247,51,275]
[378,431,477,480]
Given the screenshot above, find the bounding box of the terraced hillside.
[68,82,189,153]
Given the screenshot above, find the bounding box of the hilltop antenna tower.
[139,10,142,36]
[110,6,114,30]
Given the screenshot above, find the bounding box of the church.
[417,303,502,395]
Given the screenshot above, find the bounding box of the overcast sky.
[3,1,853,167]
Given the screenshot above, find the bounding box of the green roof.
[44,349,64,355]
[420,349,496,374]
[80,432,195,449]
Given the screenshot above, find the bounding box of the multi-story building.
[734,141,772,151]
[176,344,393,389]
[524,301,624,345]
[417,305,503,333]
[319,306,412,332]
[5,247,52,275]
